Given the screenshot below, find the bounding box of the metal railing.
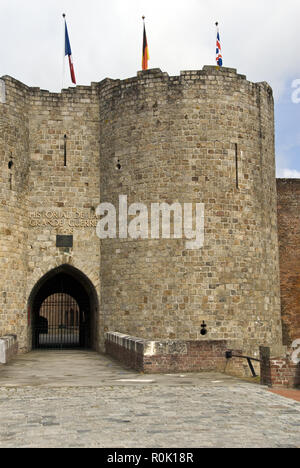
[225,350,260,377]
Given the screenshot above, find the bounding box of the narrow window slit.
[64,134,67,166]
[8,157,13,190]
[235,143,239,189]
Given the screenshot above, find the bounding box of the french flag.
[64,17,76,84]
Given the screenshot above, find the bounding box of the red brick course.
[105,333,246,375]
[143,341,228,374]
[277,179,300,345]
[105,340,144,372]
[106,338,228,373]
[260,346,300,388]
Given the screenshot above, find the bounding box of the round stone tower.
[99,66,282,356]
[0,77,29,352]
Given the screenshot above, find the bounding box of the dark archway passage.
[29,266,98,350]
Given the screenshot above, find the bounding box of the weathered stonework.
[0,76,101,352]
[100,67,282,357]
[0,77,29,352]
[0,66,286,368]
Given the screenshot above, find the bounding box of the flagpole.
[62,13,66,90]
[142,16,145,71]
[215,22,218,69]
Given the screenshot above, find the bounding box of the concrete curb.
[0,335,18,364]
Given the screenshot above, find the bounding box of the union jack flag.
[216,22,223,67]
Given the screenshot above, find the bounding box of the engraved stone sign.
[29,210,99,229]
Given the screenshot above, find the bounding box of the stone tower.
[99,67,282,357]
[0,66,283,358]
[0,78,29,351]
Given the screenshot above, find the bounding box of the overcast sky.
[0,0,299,177]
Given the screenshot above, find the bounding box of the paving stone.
[0,351,299,448]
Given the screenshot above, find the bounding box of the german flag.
[142,17,149,70]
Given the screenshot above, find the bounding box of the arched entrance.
[29,265,98,350]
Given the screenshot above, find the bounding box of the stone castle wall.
[26,82,101,351]
[0,77,101,352]
[99,67,282,357]
[0,66,283,356]
[0,77,29,352]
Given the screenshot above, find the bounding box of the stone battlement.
[1,65,273,104]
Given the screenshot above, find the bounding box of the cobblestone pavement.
[0,351,299,448]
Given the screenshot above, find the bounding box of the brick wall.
[105,332,248,375]
[144,340,229,374]
[260,346,300,388]
[105,333,145,372]
[277,179,300,345]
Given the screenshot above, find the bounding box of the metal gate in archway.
[33,293,88,349]
[31,270,91,350]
